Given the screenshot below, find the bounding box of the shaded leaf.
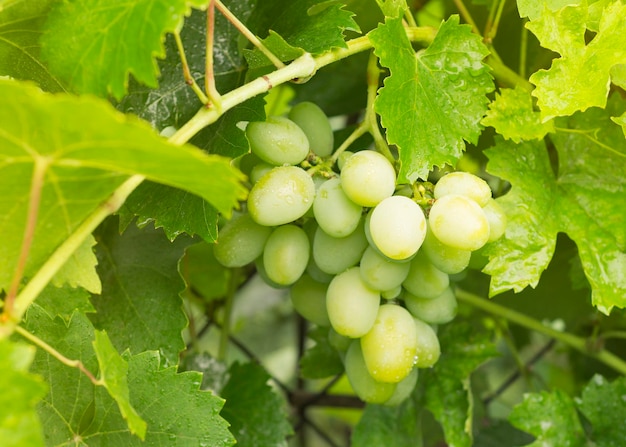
[35,284,96,323]
[91,218,192,366]
[527,0,626,120]
[40,0,202,99]
[179,241,232,302]
[481,85,554,143]
[509,390,586,447]
[0,339,47,447]
[0,80,245,295]
[352,399,419,447]
[221,362,293,447]
[370,16,494,182]
[577,375,626,446]
[484,97,626,312]
[300,326,344,379]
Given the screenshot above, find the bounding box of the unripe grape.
[369,196,427,260]
[288,101,334,157]
[313,177,363,238]
[345,341,396,404]
[404,287,457,324]
[413,318,441,368]
[360,304,419,383]
[482,198,507,242]
[246,116,309,166]
[290,274,330,326]
[340,150,396,207]
[383,367,418,406]
[214,213,272,268]
[336,150,353,171]
[381,285,402,300]
[402,251,450,299]
[263,225,309,286]
[326,267,380,338]
[434,171,492,207]
[313,222,368,275]
[249,161,274,184]
[359,246,410,292]
[429,194,490,251]
[248,166,315,226]
[421,225,471,274]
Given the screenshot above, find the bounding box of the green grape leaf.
[52,234,101,294]
[0,0,64,92]
[421,322,499,447]
[509,390,586,446]
[577,375,626,446]
[180,352,230,394]
[246,0,360,64]
[119,183,220,243]
[179,241,232,302]
[0,80,245,296]
[352,399,419,447]
[0,339,47,447]
[516,0,581,20]
[374,0,409,17]
[484,97,626,312]
[39,0,203,99]
[370,16,494,183]
[612,112,626,137]
[92,330,147,439]
[221,362,293,447]
[611,64,626,89]
[481,85,554,143]
[526,0,626,120]
[300,327,344,379]
[35,284,96,323]
[90,218,192,366]
[24,304,233,446]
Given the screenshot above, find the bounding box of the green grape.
[340,150,396,207]
[404,287,457,324]
[413,318,440,368]
[290,274,330,326]
[360,304,418,383]
[336,150,353,171]
[359,246,410,292]
[434,171,492,207]
[246,116,309,166]
[288,101,334,157]
[214,213,272,268]
[249,161,274,184]
[263,225,310,286]
[328,327,352,354]
[313,221,368,275]
[326,267,380,338]
[402,251,450,299]
[381,285,402,300]
[248,166,315,226]
[421,224,471,274]
[345,341,396,404]
[237,152,262,179]
[383,367,418,406]
[369,195,427,260]
[482,198,507,242]
[313,177,363,238]
[160,125,177,138]
[429,194,490,251]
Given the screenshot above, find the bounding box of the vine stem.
[0,175,145,338]
[455,288,626,375]
[217,270,240,362]
[174,31,209,104]
[15,325,102,385]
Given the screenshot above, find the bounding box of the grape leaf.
[516,0,581,20]
[92,330,146,439]
[484,97,626,312]
[299,327,344,379]
[370,15,494,182]
[526,0,626,120]
[35,284,95,323]
[374,0,409,17]
[221,362,293,447]
[52,234,101,294]
[39,0,204,99]
[577,375,626,446]
[0,0,64,92]
[612,112,626,137]
[0,80,245,296]
[0,339,47,447]
[179,241,232,302]
[421,322,499,447]
[246,0,359,67]
[352,399,419,447]
[481,85,554,143]
[90,218,192,366]
[509,390,587,447]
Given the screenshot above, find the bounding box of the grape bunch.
[214,101,507,406]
